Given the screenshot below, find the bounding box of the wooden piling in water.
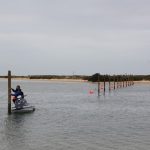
[120,75,122,88]
[123,75,124,87]
[129,75,131,86]
[132,75,134,85]
[128,75,130,86]
[117,76,119,88]
[130,75,132,86]
[8,70,11,114]
[114,75,116,90]
[109,75,111,91]
[104,75,106,93]
[98,73,100,97]
[120,75,123,88]
[126,75,128,87]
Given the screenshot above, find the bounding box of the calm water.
[0,79,150,150]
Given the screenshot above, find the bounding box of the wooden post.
[120,76,122,88]
[109,75,111,91]
[8,70,11,114]
[128,75,130,86]
[132,75,134,85]
[117,76,119,88]
[98,73,100,97]
[130,75,132,86]
[104,75,105,93]
[123,75,124,88]
[126,75,127,87]
[114,75,115,90]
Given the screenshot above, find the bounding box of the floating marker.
[89,90,94,94]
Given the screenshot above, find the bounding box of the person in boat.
[11,85,24,104]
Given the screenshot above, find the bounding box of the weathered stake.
[98,73,100,97]
[104,75,105,93]
[8,70,11,114]
[123,75,124,87]
[114,75,115,90]
[109,75,111,91]
[126,75,127,87]
[117,76,119,88]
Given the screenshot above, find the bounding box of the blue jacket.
[11,88,24,98]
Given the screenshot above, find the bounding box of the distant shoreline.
[0,77,88,82]
[0,77,150,83]
[134,80,150,84]
[0,74,150,82]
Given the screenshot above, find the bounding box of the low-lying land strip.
[0,74,150,82]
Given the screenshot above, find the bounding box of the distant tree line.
[0,74,150,81]
[0,75,89,80]
[28,75,89,80]
[88,73,150,82]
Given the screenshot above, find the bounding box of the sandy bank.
[0,78,87,83]
[1,77,150,84]
[134,80,150,84]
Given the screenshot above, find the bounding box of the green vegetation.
[0,75,89,80]
[28,75,89,80]
[0,74,150,82]
[88,73,150,82]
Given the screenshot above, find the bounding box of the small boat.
[12,105,35,113]
[11,97,35,113]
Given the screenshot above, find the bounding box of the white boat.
[11,97,35,113]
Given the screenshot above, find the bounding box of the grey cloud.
[0,0,150,75]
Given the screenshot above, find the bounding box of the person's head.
[16,85,20,90]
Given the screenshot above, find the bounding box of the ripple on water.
[0,80,150,150]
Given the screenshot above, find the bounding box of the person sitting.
[11,85,24,104]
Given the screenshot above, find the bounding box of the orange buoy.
[89,90,94,94]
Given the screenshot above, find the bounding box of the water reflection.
[0,80,150,150]
[4,114,34,150]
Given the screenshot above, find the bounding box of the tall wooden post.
[117,76,119,88]
[129,75,131,86]
[126,75,127,87]
[98,73,100,97]
[114,75,115,90]
[127,75,130,86]
[123,75,124,88]
[109,75,111,91]
[8,70,11,114]
[132,75,134,85]
[104,75,106,93]
[120,76,122,88]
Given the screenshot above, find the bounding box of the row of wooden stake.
[97,74,134,96]
[7,71,134,114]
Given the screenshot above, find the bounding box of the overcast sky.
[0,0,150,75]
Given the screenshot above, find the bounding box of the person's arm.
[11,91,20,97]
[11,88,16,92]
[11,93,17,96]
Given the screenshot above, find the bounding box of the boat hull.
[12,106,35,113]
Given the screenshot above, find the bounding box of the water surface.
[0,79,150,150]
